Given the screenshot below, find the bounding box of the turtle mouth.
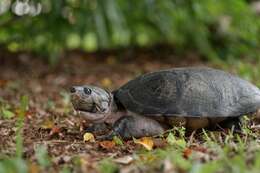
[73,100,110,115]
[87,102,98,113]
[77,107,96,113]
[73,103,98,113]
[71,94,98,113]
[77,110,109,123]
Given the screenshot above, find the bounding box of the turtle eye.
[83,87,92,95]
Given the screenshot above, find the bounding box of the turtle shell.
[113,67,260,117]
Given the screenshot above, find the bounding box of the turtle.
[70,67,260,140]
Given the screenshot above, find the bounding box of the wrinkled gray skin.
[70,67,260,140]
[71,86,113,123]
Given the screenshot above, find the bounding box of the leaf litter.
[0,51,260,172]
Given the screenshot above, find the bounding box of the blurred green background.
[0,0,260,62]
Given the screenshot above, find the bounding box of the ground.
[0,49,260,173]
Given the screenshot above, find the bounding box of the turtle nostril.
[70,87,76,93]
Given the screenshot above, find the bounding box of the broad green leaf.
[1,108,15,119]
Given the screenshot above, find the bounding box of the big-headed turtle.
[70,67,260,139]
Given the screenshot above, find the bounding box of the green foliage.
[0,0,259,62]
[113,136,124,145]
[189,162,220,173]
[60,166,72,173]
[166,132,186,148]
[216,59,260,87]
[1,108,15,119]
[0,98,14,119]
[0,96,29,173]
[35,145,51,169]
[0,158,28,173]
[16,95,29,158]
[98,159,119,173]
[133,135,260,173]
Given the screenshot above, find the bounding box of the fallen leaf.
[101,78,112,88]
[49,126,61,136]
[106,56,117,65]
[40,119,55,129]
[83,132,95,143]
[28,162,40,173]
[99,141,116,150]
[113,155,134,164]
[0,79,8,87]
[183,148,192,159]
[134,137,154,151]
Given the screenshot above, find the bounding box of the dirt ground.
[1,49,254,172]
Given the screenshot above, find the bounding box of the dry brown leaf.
[49,126,61,136]
[101,78,112,88]
[0,79,8,87]
[134,137,154,151]
[40,119,55,129]
[106,56,117,65]
[183,148,192,159]
[99,140,116,150]
[28,162,40,173]
[14,108,32,118]
[83,132,95,143]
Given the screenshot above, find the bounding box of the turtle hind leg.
[216,117,242,133]
[96,115,165,140]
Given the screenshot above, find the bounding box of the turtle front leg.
[96,115,165,140]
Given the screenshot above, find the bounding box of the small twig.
[187,130,196,145]
[34,140,84,145]
[250,124,260,130]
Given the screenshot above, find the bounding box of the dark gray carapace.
[113,67,260,117]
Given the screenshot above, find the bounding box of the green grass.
[0,96,30,173]
[97,127,260,173]
[98,159,119,173]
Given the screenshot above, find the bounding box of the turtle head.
[70,85,112,116]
